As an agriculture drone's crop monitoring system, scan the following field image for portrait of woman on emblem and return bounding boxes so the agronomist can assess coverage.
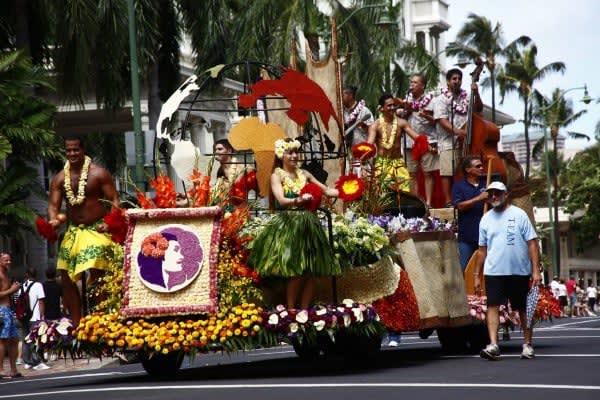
[137,226,203,292]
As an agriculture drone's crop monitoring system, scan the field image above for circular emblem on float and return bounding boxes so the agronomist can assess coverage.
[137,224,203,293]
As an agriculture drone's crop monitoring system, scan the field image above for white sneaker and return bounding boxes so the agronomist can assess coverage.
[521,344,535,359]
[388,340,399,347]
[15,359,23,365]
[33,363,50,370]
[480,343,501,360]
[23,364,32,370]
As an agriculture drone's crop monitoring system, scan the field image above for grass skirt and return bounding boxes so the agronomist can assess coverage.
[248,211,341,278]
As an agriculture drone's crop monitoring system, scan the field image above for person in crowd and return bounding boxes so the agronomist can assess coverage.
[397,74,438,205]
[342,85,375,174]
[21,268,49,371]
[550,275,560,299]
[367,93,420,193]
[586,280,597,314]
[557,278,568,317]
[433,68,483,206]
[248,138,340,309]
[43,268,62,321]
[566,276,577,317]
[474,181,541,360]
[0,253,22,379]
[48,135,120,326]
[452,155,488,271]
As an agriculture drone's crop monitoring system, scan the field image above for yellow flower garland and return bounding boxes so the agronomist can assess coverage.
[378,114,398,150]
[276,168,306,195]
[64,156,91,206]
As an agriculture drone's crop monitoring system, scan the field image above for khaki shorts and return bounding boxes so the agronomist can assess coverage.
[406,150,439,174]
[439,149,461,177]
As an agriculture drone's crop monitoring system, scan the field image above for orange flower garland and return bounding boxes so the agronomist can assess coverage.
[335,173,365,202]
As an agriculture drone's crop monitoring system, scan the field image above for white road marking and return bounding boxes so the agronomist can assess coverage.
[0,382,599,398]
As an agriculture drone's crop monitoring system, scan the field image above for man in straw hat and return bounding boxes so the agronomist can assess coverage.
[474,181,542,361]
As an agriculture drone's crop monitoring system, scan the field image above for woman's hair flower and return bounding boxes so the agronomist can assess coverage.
[274,139,301,159]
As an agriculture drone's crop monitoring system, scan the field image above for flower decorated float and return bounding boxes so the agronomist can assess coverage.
[35,58,549,376]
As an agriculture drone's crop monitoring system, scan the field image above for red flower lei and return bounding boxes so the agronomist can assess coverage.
[351,141,376,161]
[299,183,323,211]
[335,174,365,202]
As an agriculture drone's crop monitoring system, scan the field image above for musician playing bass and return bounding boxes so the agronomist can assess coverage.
[433,68,483,206]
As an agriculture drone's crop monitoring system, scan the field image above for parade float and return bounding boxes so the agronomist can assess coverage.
[30,55,560,376]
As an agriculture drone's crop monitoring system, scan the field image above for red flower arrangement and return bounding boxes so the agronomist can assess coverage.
[229,171,257,206]
[103,207,128,244]
[411,134,429,161]
[150,174,177,208]
[299,182,323,211]
[372,269,420,331]
[136,191,155,209]
[232,261,261,284]
[534,286,562,321]
[187,169,211,207]
[351,142,376,161]
[221,206,250,242]
[35,217,57,243]
[335,174,365,202]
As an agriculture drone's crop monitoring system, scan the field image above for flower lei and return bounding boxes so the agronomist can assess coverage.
[274,139,301,159]
[344,100,365,125]
[378,114,398,150]
[64,155,91,206]
[440,87,469,114]
[141,232,169,258]
[276,168,306,195]
[406,92,433,112]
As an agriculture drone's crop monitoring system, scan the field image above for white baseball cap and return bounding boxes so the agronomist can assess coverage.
[485,181,507,192]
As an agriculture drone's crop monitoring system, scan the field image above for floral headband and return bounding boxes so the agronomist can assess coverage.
[274,139,301,159]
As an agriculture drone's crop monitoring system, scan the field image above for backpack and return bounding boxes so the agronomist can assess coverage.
[14,282,37,322]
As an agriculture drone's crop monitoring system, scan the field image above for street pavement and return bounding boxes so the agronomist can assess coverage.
[1,315,599,400]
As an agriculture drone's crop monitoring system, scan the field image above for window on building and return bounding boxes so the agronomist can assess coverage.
[416,31,425,48]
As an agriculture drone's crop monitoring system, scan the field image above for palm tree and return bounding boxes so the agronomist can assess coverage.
[445,13,531,123]
[496,44,565,180]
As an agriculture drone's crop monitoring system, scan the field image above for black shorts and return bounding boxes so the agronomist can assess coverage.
[484,275,530,311]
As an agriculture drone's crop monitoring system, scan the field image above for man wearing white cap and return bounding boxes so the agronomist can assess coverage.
[474,181,542,361]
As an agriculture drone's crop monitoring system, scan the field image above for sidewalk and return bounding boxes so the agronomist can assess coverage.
[2,356,119,378]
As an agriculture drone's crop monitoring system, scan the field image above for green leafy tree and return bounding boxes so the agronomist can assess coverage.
[561,143,600,252]
[496,44,565,180]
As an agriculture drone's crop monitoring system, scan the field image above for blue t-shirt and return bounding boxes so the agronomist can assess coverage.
[452,178,485,244]
[478,205,537,276]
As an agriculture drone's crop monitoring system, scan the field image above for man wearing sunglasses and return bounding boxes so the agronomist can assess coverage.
[475,181,542,361]
[452,155,488,271]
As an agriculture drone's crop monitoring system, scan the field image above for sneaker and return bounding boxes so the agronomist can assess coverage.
[23,364,32,370]
[521,344,535,359]
[32,363,50,371]
[15,359,23,365]
[388,340,399,347]
[480,343,501,360]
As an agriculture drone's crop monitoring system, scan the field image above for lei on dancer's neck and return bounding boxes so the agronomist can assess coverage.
[440,87,469,114]
[345,100,365,125]
[64,156,91,206]
[378,114,398,150]
[407,92,434,112]
[277,168,306,195]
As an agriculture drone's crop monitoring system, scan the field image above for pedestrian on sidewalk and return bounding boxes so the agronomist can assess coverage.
[21,268,50,371]
[0,253,22,379]
[473,182,542,361]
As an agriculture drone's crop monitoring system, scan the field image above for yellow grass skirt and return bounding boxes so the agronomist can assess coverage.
[56,222,117,281]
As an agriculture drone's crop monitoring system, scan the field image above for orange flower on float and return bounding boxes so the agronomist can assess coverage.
[335,174,365,202]
[150,174,177,208]
[136,191,156,209]
[351,142,376,161]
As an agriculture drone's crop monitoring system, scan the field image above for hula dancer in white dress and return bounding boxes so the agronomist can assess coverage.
[248,138,340,309]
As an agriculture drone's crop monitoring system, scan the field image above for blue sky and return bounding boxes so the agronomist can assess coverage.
[445,0,599,149]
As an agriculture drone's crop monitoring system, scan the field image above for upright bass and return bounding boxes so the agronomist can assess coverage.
[461,58,506,182]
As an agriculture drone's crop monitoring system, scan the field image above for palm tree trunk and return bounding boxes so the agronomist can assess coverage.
[490,70,496,123]
[552,134,561,273]
[523,97,531,181]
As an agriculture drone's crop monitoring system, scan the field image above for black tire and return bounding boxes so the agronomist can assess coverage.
[465,323,489,352]
[437,327,468,354]
[140,351,184,378]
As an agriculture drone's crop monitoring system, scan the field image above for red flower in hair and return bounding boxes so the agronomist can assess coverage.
[299,183,323,211]
[35,217,57,243]
[335,174,365,202]
[351,142,376,161]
